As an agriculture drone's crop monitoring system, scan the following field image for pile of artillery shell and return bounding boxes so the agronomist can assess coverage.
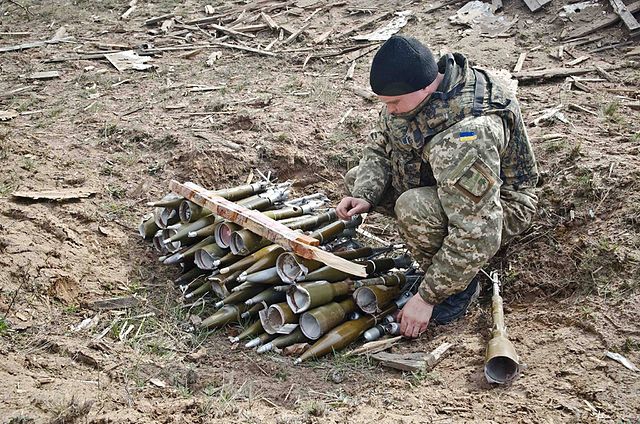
[139,181,417,363]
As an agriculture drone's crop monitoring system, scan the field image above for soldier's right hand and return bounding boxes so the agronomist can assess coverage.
[336,197,371,220]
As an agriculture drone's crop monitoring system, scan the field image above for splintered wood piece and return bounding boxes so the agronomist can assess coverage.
[335,12,392,39]
[28,71,60,80]
[213,41,277,57]
[208,23,255,38]
[346,335,402,356]
[513,52,527,73]
[169,180,367,276]
[566,55,590,66]
[260,12,280,29]
[563,0,640,39]
[514,64,625,82]
[12,188,96,201]
[522,0,552,12]
[145,13,175,26]
[609,0,640,31]
[372,341,452,372]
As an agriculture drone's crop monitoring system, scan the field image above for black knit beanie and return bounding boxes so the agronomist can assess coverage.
[369,35,438,96]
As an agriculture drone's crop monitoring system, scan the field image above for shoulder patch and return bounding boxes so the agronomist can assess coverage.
[458,131,477,142]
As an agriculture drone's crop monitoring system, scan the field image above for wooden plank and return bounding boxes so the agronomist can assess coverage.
[169,180,368,277]
[563,0,640,40]
[12,188,96,201]
[513,63,625,83]
[609,0,640,31]
[522,0,552,12]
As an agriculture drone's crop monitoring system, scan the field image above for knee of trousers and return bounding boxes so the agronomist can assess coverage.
[344,166,359,196]
[394,187,447,232]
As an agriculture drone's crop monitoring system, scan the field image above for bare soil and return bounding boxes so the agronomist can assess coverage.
[0,1,639,423]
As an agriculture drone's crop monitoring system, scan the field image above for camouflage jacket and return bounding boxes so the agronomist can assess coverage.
[351,53,539,304]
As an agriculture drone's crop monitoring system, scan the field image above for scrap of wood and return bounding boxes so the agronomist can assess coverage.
[563,0,640,40]
[208,23,255,38]
[345,84,377,102]
[371,341,452,372]
[0,110,19,121]
[345,60,356,81]
[335,11,392,39]
[513,52,527,73]
[105,50,154,71]
[212,41,277,57]
[12,188,96,201]
[121,0,138,19]
[522,0,552,12]
[28,70,60,80]
[568,77,591,92]
[0,33,71,53]
[609,0,640,31]
[169,180,367,277]
[346,336,402,356]
[283,21,312,44]
[184,15,228,26]
[605,351,639,371]
[568,103,598,115]
[625,102,640,110]
[261,12,280,29]
[594,65,616,82]
[567,55,589,66]
[313,28,333,44]
[187,85,225,92]
[353,11,412,41]
[514,64,624,83]
[145,13,175,26]
[624,46,640,56]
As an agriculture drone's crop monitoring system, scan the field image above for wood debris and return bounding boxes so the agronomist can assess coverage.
[12,188,97,201]
[605,351,639,371]
[563,0,640,40]
[105,51,154,72]
[27,71,60,80]
[145,13,175,26]
[609,0,640,31]
[372,342,452,372]
[522,0,552,12]
[352,11,412,41]
[121,0,138,20]
[0,110,19,121]
[88,296,139,311]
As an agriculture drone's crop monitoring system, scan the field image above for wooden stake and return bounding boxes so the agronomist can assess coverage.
[513,52,527,73]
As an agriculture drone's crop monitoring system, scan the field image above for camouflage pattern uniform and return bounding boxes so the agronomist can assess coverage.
[346,53,539,305]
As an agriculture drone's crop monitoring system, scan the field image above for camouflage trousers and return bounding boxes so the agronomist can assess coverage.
[345,166,538,272]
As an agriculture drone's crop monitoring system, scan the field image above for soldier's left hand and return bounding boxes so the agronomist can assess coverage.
[397,294,434,338]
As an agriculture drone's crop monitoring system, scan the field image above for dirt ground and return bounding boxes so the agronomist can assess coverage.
[0,0,639,423]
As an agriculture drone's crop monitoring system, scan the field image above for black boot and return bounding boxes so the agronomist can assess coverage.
[431,276,481,325]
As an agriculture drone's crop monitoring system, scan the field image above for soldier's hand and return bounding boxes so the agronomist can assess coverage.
[336,197,371,220]
[397,294,434,339]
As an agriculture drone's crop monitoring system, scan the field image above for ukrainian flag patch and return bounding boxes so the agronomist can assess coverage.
[458,131,477,142]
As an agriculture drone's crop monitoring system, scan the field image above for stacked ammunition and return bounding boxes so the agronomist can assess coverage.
[139,181,418,363]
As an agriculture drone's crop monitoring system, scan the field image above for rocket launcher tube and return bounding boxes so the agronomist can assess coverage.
[178,201,212,223]
[214,286,265,308]
[276,247,375,284]
[194,244,229,270]
[353,284,401,314]
[261,302,297,334]
[353,273,406,289]
[153,230,170,254]
[244,266,281,284]
[485,274,521,384]
[218,244,280,275]
[245,287,286,306]
[299,298,357,340]
[245,332,276,349]
[215,221,241,249]
[238,247,284,281]
[163,236,216,265]
[299,255,413,282]
[240,302,266,319]
[139,215,159,239]
[147,193,184,208]
[286,210,338,231]
[286,280,352,313]
[230,319,265,343]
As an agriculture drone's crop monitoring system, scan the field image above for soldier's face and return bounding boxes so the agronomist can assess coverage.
[378,89,431,115]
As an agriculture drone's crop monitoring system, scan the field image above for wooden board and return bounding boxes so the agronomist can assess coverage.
[610,0,640,30]
[522,0,552,12]
[563,0,640,40]
[12,188,96,201]
[513,63,625,83]
[169,180,368,277]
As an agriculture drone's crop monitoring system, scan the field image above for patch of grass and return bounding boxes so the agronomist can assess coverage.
[101,122,117,138]
[105,184,126,199]
[0,182,14,196]
[407,370,442,387]
[7,415,34,424]
[63,305,79,314]
[602,101,623,124]
[567,142,582,160]
[620,337,640,353]
[20,156,36,171]
[302,400,328,417]
[0,317,8,335]
[50,396,93,424]
[544,139,567,153]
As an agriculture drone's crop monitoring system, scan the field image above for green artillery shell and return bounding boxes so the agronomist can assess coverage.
[240,302,266,319]
[244,266,281,284]
[230,319,265,343]
[299,257,405,282]
[215,221,242,249]
[287,280,351,313]
[286,210,337,231]
[194,244,229,270]
[240,247,284,279]
[353,273,406,289]
[154,206,180,229]
[263,206,304,221]
[295,304,396,363]
[200,303,250,329]
[174,267,207,285]
[219,244,278,275]
[178,201,212,223]
[261,302,298,333]
[307,220,346,244]
[485,279,520,384]
[257,328,308,353]
[153,230,170,254]
[299,298,357,340]
[245,287,286,306]
[214,286,265,308]
[245,332,277,348]
[188,222,217,239]
[353,285,401,314]
[147,193,183,208]
[139,215,159,239]
[211,181,268,201]
[164,236,216,265]
[167,214,219,243]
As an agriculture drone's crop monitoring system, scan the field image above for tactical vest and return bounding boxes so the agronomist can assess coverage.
[386,53,538,195]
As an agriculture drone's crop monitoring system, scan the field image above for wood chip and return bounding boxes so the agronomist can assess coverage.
[513,52,527,73]
[28,71,60,80]
[609,0,640,31]
[563,0,640,40]
[605,351,639,372]
[88,296,139,311]
[371,341,452,372]
[566,55,590,66]
[12,187,96,201]
[105,50,154,72]
[145,13,175,26]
